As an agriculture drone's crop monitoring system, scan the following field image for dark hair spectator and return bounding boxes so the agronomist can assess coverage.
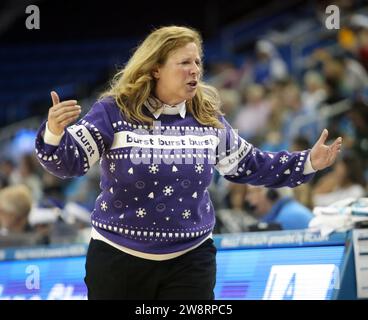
[313,151,366,206]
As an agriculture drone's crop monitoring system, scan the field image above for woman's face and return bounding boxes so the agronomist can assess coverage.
[153,42,201,105]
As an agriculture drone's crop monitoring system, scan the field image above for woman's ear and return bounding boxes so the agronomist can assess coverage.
[152,66,160,80]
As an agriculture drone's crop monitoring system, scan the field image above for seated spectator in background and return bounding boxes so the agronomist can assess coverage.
[207,61,240,89]
[346,100,368,167]
[233,84,271,142]
[312,152,366,206]
[343,55,368,94]
[253,40,288,87]
[0,158,15,188]
[280,83,320,149]
[217,88,241,125]
[316,52,367,141]
[41,171,68,206]
[258,81,290,151]
[312,49,368,101]
[245,186,314,230]
[215,183,257,234]
[301,70,328,112]
[9,154,43,204]
[0,185,31,233]
[341,14,368,72]
[356,22,368,71]
[0,185,46,248]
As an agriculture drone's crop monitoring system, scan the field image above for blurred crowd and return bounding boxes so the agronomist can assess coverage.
[0,154,98,247]
[208,11,368,233]
[1,6,368,248]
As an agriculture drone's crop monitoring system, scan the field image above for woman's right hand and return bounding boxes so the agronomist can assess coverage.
[47,91,82,136]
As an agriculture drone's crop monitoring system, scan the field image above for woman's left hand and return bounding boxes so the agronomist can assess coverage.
[310,129,343,171]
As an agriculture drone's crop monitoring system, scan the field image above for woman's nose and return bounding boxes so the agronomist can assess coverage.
[190,63,200,75]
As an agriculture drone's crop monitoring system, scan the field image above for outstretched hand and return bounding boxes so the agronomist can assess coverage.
[47,91,81,135]
[310,129,343,171]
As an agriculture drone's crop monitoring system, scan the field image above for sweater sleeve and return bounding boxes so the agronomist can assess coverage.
[214,116,315,188]
[34,99,114,179]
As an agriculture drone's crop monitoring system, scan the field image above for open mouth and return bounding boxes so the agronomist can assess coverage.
[187,80,198,89]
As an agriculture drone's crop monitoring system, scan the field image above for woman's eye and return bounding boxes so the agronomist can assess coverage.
[181,61,201,66]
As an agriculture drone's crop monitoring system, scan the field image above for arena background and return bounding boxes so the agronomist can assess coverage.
[0,0,367,301]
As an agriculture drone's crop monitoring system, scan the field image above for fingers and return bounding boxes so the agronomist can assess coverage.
[54,108,81,122]
[48,91,80,124]
[51,105,81,117]
[312,134,343,170]
[327,137,343,165]
[50,100,78,111]
[331,136,343,153]
[317,128,329,145]
[57,110,81,126]
[51,91,60,106]
[328,148,339,166]
[60,114,80,127]
[50,106,81,124]
[335,136,343,148]
[48,91,81,135]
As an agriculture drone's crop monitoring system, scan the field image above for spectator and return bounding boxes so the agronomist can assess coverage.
[281,83,320,149]
[301,70,328,112]
[41,171,68,205]
[348,14,368,71]
[313,50,368,101]
[9,154,43,204]
[217,88,241,125]
[346,100,368,166]
[0,158,15,188]
[207,61,240,89]
[245,185,314,230]
[215,183,257,233]
[233,84,271,142]
[259,81,290,151]
[0,185,45,247]
[0,185,32,233]
[313,152,366,206]
[253,40,288,86]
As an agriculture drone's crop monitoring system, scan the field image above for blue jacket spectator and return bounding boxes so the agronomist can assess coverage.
[245,186,314,230]
[261,196,314,230]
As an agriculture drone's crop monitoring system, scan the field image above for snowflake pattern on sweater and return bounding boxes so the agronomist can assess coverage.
[35,97,315,254]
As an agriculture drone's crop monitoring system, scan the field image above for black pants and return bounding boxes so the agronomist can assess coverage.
[84,238,217,300]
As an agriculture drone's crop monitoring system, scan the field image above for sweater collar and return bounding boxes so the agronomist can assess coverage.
[144,97,187,119]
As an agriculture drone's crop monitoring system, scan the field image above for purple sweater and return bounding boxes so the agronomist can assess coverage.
[35,97,315,254]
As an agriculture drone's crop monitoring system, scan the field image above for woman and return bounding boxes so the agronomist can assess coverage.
[35,26,342,299]
[313,152,366,206]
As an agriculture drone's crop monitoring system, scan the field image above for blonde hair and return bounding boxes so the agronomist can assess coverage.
[100,26,224,128]
[0,184,32,217]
